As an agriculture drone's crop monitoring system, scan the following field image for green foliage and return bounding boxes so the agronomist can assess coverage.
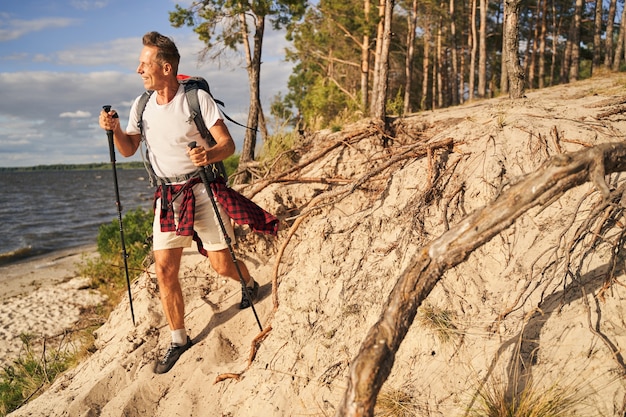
[258,130,301,175]
[386,88,405,117]
[0,334,73,416]
[81,208,153,301]
[170,0,306,54]
[223,154,239,180]
[298,78,360,130]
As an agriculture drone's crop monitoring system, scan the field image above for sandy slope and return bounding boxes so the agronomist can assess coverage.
[8,72,626,416]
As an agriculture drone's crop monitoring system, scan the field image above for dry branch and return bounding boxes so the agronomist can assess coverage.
[247,126,378,199]
[270,138,453,312]
[335,142,626,417]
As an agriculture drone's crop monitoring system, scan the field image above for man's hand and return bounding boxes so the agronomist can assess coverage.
[188,143,211,167]
[99,109,120,132]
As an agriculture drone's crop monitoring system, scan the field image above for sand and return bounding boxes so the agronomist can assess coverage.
[6,73,626,416]
[0,246,105,367]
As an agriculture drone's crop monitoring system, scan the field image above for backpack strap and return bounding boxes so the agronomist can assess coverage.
[183,83,229,180]
[135,90,162,187]
[184,83,214,145]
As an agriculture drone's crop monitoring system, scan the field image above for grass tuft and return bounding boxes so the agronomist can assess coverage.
[418,303,458,344]
[469,376,580,417]
[375,387,418,417]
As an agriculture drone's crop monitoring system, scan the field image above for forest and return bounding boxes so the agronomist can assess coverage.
[171,0,626,151]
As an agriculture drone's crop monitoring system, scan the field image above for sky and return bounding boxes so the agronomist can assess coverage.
[0,0,293,167]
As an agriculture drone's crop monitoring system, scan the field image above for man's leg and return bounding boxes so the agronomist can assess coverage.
[153,247,192,374]
[154,247,186,330]
[206,248,252,284]
[207,248,259,309]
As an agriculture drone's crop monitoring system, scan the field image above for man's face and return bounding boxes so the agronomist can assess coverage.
[136,46,165,90]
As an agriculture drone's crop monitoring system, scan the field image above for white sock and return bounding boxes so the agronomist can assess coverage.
[246,278,255,288]
[171,328,187,346]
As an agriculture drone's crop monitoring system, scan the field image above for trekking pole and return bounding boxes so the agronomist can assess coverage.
[103,105,136,327]
[188,141,263,332]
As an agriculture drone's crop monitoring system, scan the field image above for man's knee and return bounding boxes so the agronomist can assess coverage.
[208,249,235,276]
[211,258,232,276]
[154,248,183,282]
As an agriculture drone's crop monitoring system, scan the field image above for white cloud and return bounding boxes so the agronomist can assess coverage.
[56,37,142,69]
[0,17,79,42]
[60,110,92,118]
[0,26,294,167]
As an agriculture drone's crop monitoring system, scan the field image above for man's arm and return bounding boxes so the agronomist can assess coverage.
[99,109,142,157]
[188,119,235,166]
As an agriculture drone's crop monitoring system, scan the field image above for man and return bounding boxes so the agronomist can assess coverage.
[99,31,267,374]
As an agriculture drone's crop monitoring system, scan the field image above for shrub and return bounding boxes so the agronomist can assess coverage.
[0,334,73,416]
[81,207,153,309]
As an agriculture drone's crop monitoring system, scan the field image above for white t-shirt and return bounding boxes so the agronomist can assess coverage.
[126,84,221,179]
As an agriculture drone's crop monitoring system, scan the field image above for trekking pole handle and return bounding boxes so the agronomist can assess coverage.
[102,105,120,164]
[102,105,119,121]
[188,141,207,167]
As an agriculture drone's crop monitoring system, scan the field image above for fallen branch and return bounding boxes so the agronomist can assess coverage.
[213,325,273,384]
[335,142,626,417]
[214,372,241,384]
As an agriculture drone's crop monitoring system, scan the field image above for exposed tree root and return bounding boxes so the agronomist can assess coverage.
[334,142,626,417]
[213,325,273,384]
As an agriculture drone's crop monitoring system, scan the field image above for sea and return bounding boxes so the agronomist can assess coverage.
[0,169,154,266]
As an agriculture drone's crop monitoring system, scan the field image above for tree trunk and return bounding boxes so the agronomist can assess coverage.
[238,12,266,184]
[500,1,509,95]
[549,0,558,85]
[569,0,583,81]
[538,0,547,88]
[526,6,538,89]
[372,0,394,121]
[612,3,626,70]
[403,0,418,114]
[469,0,477,100]
[421,18,431,110]
[504,0,525,98]
[459,1,466,104]
[362,0,371,114]
[333,141,626,417]
[605,0,617,67]
[436,15,444,108]
[592,0,603,73]
[370,0,385,114]
[478,0,487,97]
[449,0,459,105]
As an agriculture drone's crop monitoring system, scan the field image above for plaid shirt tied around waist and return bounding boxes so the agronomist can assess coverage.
[154,176,279,256]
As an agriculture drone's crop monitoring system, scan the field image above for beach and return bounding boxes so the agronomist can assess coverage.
[0,245,105,367]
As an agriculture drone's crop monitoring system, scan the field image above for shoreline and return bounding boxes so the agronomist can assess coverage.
[0,244,98,302]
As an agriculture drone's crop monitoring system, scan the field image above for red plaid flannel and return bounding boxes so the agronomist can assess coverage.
[154,177,279,256]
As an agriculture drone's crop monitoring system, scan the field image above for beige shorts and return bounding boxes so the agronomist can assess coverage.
[152,183,234,252]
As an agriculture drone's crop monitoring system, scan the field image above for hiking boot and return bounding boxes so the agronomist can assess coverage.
[239,280,259,309]
[154,336,192,374]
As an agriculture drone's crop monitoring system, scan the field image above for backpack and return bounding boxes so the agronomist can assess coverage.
[136,75,231,185]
